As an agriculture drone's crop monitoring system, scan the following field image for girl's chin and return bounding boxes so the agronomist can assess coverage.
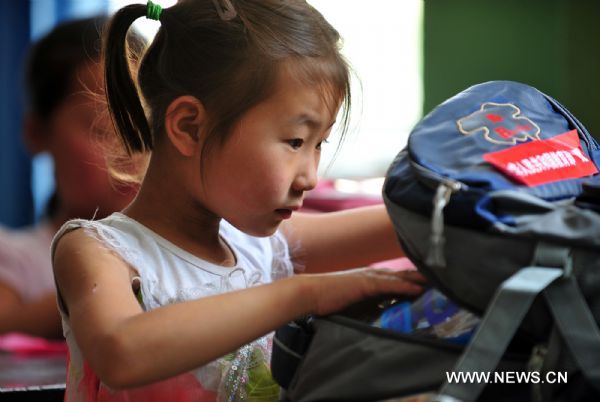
[226,217,281,238]
[247,226,280,238]
[253,223,283,238]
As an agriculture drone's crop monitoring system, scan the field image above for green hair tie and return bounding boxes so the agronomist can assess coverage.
[146,0,162,21]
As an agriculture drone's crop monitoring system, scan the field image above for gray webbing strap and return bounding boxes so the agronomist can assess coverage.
[432,266,563,402]
[538,327,561,402]
[544,277,600,391]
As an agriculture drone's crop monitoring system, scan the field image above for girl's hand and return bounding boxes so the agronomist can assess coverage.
[302,268,426,316]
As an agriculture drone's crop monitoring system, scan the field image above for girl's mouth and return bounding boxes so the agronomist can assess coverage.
[275,209,292,219]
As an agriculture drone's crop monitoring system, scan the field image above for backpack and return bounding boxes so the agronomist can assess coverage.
[272,81,600,401]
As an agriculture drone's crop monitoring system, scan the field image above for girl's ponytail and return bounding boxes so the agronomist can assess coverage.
[104,4,152,155]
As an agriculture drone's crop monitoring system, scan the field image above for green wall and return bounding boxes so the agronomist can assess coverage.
[424,0,600,139]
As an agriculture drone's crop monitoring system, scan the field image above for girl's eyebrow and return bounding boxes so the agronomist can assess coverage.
[292,114,336,130]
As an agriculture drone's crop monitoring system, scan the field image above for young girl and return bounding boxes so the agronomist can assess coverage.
[52,1,424,401]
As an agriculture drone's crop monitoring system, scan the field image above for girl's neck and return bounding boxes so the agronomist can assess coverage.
[122,167,236,267]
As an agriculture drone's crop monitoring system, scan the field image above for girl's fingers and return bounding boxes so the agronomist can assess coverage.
[395,269,426,282]
[391,278,425,295]
[372,268,427,284]
[367,270,426,296]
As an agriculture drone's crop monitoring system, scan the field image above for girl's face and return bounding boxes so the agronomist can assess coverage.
[201,72,339,236]
[45,62,135,218]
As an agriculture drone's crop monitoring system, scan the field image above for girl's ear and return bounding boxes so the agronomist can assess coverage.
[22,115,49,155]
[164,95,205,157]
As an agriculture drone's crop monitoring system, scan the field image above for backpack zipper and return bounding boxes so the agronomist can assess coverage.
[409,159,466,192]
[409,160,465,268]
[427,183,457,268]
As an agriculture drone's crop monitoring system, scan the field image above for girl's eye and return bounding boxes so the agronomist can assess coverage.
[287,139,304,149]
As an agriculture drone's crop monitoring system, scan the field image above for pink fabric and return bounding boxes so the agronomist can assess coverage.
[77,360,100,402]
[370,257,416,271]
[96,373,216,402]
[301,180,382,213]
[0,333,68,355]
[66,357,216,402]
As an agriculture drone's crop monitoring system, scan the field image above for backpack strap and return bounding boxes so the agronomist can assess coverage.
[536,326,560,402]
[543,274,600,392]
[432,242,567,402]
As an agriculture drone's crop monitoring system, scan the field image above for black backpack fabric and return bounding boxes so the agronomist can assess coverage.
[272,81,600,401]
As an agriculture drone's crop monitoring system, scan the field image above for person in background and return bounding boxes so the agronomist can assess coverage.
[52,1,425,401]
[0,16,143,339]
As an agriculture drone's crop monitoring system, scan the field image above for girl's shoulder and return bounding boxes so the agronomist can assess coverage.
[51,212,146,272]
[52,212,128,251]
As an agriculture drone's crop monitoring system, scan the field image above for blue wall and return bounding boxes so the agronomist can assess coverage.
[0,1,33,227]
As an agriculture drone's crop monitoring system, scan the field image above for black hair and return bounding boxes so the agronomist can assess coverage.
[24,16,110,121]
[104,0,351,181]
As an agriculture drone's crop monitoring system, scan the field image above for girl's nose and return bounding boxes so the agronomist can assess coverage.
[293,157,319,193]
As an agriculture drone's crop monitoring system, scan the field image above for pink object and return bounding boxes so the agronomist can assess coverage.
[370,257,416,271]
[0,333,68,355]
[301,180,382,213]
[96,373,216,402]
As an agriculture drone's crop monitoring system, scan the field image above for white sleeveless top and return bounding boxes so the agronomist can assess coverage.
[52,212,293,402]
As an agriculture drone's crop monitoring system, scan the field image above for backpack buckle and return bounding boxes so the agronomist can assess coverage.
[532,242,573,278]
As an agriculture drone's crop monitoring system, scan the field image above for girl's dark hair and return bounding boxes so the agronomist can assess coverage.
[24,16,109,120]
[104,0,351,181]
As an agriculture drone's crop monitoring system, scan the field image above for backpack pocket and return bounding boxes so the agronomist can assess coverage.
[277,298,530,402]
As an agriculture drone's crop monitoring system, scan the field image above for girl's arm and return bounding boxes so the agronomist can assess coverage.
[281,204,404,273]
[53,228,423,390]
